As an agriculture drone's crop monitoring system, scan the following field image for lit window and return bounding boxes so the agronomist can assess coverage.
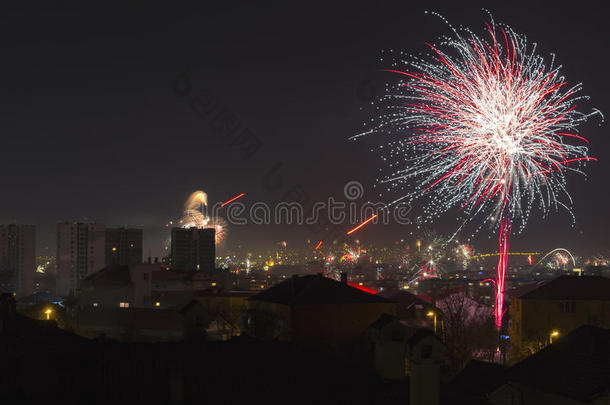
[119,302,130,308]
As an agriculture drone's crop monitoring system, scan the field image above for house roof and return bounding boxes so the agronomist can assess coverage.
[517,276,610,300]
[507,325,610,402]
[83,265,132,285]
[369,313,399,330]
[406,328,438,348]
[381,290,429,306]
[450,360,507,397]
[17,291,65,305]
[248,274,394,306]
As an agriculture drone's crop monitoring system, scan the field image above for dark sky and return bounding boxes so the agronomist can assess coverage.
[1,0,608,257]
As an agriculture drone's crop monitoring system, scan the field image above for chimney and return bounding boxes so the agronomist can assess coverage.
[340,272,348,284]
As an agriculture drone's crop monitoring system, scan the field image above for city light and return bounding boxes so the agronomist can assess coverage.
[550,330,560,343]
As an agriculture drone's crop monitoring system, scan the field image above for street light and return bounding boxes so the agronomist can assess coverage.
[44,308,52,320]
[427,310,437,334]
[550,330,560,344]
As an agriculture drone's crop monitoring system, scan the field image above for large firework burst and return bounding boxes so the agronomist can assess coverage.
[357,12,601,329]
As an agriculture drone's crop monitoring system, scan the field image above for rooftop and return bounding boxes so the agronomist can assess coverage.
[248,274,394,306]
[82,265,132,285]
[507,325,610,402]
[517,275,610,300]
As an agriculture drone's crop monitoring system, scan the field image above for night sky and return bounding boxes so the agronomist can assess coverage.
[1,1,608,257]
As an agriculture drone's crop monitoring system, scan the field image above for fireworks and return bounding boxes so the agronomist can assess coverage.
[358,12,601,329]
[178,190,227,244]
[340,245,363,263]
[221,192,245,207]
[347,214,377,235]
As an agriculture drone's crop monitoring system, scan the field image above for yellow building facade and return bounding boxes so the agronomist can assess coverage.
[509,276,610,363]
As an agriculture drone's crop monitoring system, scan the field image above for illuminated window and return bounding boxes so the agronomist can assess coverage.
[119,302,130,308]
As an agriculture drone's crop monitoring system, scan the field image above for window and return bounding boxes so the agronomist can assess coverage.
[119,302,130,308]
[560,301,576,313]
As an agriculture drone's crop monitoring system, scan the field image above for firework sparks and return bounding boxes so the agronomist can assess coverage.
[340,245,363,263]
[178,190,227,244]
[357,12,601,329]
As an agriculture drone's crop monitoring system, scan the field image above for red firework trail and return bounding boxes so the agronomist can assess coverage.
[314,240,323,250]
[495,218,511,330]
[221,193,245,207]
[347,214,378,235]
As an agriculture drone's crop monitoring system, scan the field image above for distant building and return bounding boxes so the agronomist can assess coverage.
[170,227,215,271]
[0,225,35,297]
[77,263,215,310]
[105,227,143,268]
[56,222,106,297]
[509,275,610,363]
[73,301,210,342]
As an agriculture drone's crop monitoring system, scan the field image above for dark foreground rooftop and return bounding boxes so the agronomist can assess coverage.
[0,309,409,404]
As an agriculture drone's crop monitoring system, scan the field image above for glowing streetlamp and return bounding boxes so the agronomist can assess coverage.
[550,330,560,344]
[44,308,52,320]
[427,310,437,334]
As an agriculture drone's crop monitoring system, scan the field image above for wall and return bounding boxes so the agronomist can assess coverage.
[510,297,610,362]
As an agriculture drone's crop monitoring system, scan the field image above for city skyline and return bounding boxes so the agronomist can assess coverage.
[2,3,610,401]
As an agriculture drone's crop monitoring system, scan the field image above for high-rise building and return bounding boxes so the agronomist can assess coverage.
[170,227,215,271]
[56,222,106,297]
[105,228,143,268]
[0,224,35,297]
